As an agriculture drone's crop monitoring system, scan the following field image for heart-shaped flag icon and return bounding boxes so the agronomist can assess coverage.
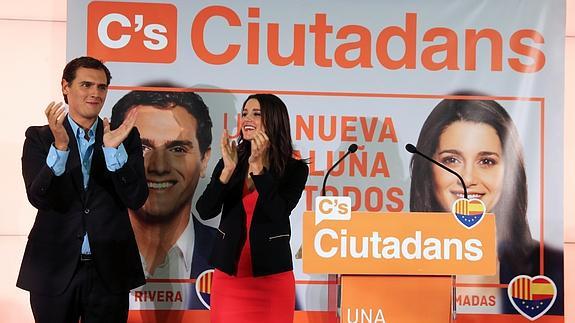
[451,198,485,229]
[507,275,557,321]
[195,269,214,309]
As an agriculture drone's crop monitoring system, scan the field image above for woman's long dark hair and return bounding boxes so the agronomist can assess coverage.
[237,94,294,177]
[409,93,533,272]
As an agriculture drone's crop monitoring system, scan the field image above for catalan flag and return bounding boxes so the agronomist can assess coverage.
[195,269,214,309]
[197,270,213,294]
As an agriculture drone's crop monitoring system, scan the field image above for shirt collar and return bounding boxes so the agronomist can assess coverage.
[175,215,196,272]
[140,215,196,278]
[67,115,97,140]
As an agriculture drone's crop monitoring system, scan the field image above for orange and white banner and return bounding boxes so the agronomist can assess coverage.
[67,0,565,321]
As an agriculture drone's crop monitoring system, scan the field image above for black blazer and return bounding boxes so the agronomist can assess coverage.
[17,118,148,295]
[196,157,308,277]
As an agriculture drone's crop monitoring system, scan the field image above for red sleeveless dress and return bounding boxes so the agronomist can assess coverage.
[210,181,295,323]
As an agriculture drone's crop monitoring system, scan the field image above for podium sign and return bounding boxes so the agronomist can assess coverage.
[303,211,496,275]
[303,210,497,322]
[340,275,453,323]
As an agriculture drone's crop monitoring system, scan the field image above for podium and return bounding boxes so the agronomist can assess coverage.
[302,209,497,323]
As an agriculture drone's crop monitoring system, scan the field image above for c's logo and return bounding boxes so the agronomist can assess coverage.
[315,196,352,225]
[87,1,177,63]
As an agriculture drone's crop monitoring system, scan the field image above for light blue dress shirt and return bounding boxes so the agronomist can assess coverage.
[45,115,128,255]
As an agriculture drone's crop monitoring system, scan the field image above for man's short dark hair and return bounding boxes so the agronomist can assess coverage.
[62,56,112,103]
[110,90,212,156]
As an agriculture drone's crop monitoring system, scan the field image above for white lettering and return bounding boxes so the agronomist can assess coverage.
[98,13,131,49]
[312,230,484,261]
[144,24,168,50]
[315,228,338,258]
[464,239,483,261]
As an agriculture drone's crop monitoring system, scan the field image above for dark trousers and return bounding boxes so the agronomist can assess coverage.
[30,259,129,323]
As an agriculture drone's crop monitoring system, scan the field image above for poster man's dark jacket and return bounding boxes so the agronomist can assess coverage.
[17,118,148,296]
[196,157,308,277]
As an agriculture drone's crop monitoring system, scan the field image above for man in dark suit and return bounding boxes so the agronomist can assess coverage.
[110,89,215,309]
[17,56,148,322]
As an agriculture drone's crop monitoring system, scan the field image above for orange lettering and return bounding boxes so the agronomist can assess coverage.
[465,29,503,71]
[365,187,383,212]
[247,7,260,64]
[318,116,337,141]
[267,23,306,66]
[191,6,241,65]
[371,152,390,178]
[304,185,319,210]
[342,186,362,211]
[378,117,397,142]
[335,25,373,68]
[296,115,314,140]
[386,187,404,211]
[376,13,417,70]
[422,27,459,71]
[341,116,357,142]
[508,29,545,73]
[307,150,324,176]
[310,13,333,67]
[326,151,347,177]
[349,151,367,177]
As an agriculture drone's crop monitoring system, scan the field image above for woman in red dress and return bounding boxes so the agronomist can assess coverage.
[197,94,309,322]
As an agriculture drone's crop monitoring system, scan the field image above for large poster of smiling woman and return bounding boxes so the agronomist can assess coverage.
[409,94,563,316]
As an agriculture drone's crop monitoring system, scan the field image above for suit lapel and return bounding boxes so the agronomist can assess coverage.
[190,215,216,278]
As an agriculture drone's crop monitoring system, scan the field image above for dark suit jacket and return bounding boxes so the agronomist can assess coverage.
[189,215,216,280]
[187,214,216,309]
[17,118,148,296]
[196,157,308,277]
